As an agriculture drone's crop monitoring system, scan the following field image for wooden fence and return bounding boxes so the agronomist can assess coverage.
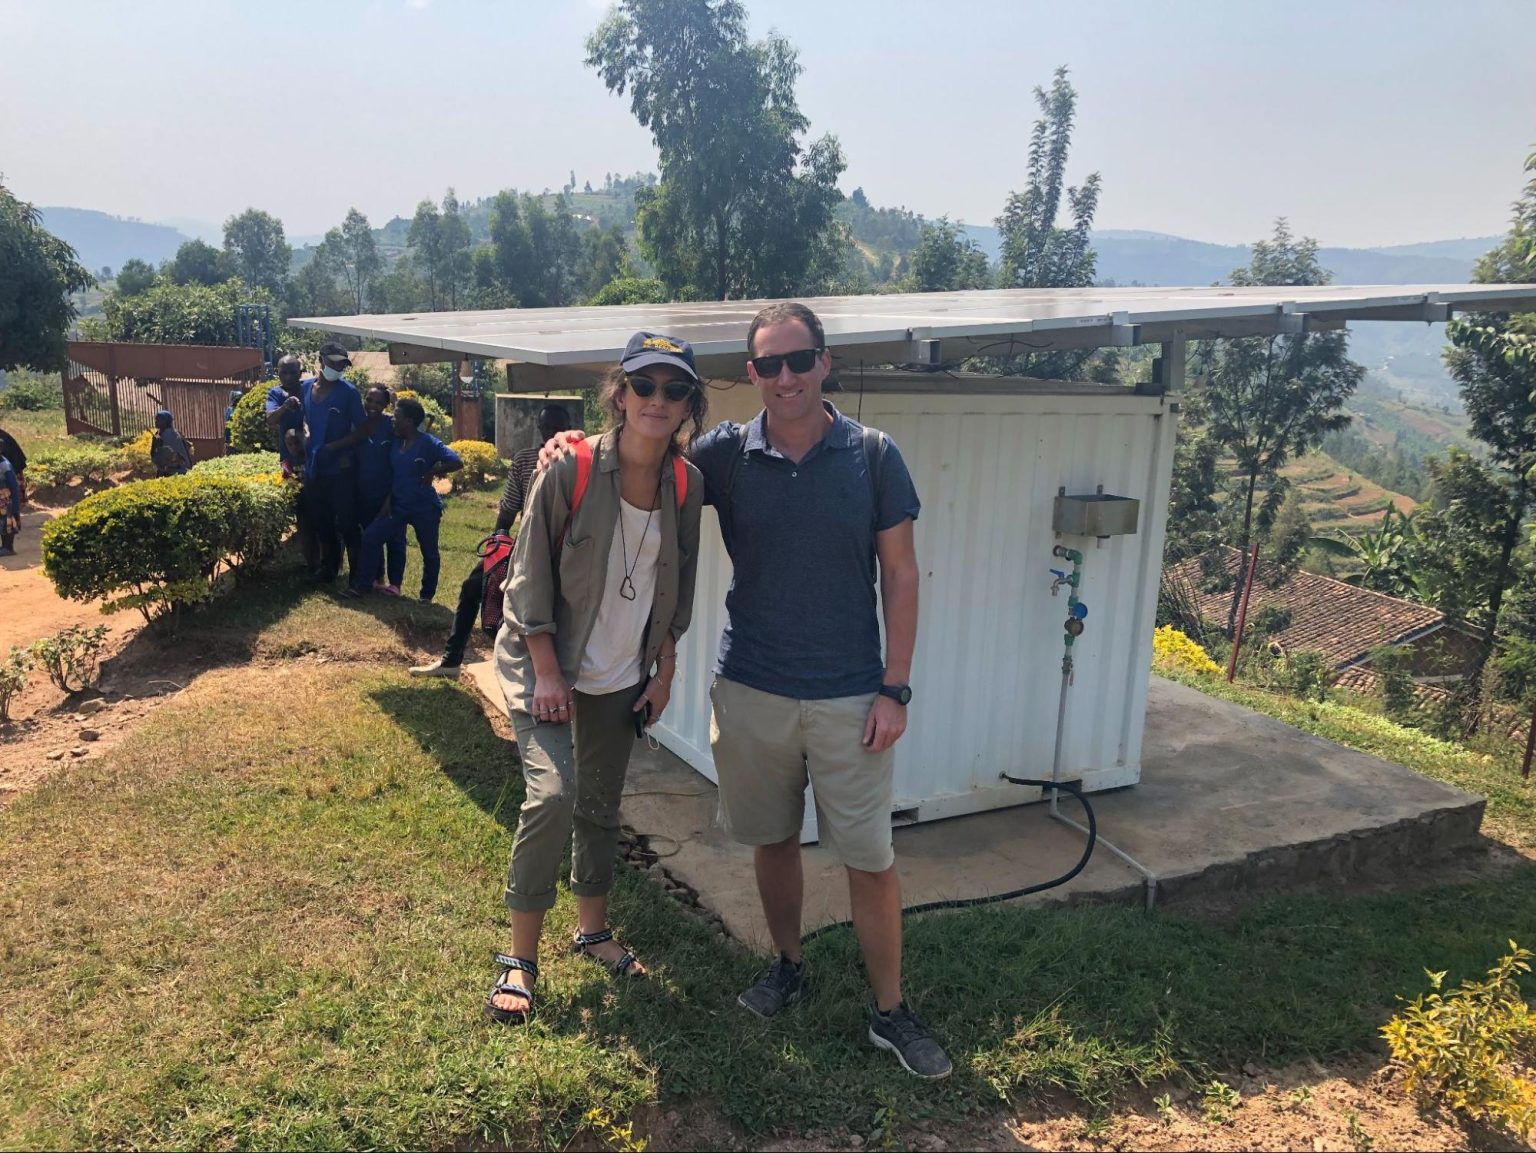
[63,342,266,463]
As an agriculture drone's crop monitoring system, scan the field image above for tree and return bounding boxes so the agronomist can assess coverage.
[582,222,630,298]
[407,199,445,310]
[286,246,350,318]
[166,239,228,287]
[996,67,1100,291]
[590,275,668,306]
[319,208,379,314]
[439,189,472,309]
[222,209,291,296]
[585,0,845,300]
[1438,151,1536,684]
[113,257,158,297]
[1190,219,1365,627]
[906,218,991,292]
[990,65,1101,378]
[94,278,270,346]
[1311,506,1424,598]
[0,180,93,371]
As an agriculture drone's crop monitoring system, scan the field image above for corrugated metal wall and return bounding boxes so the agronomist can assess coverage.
[652,388,1178,831]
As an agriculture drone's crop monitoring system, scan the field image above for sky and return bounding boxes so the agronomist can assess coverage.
[2,0,1531,248]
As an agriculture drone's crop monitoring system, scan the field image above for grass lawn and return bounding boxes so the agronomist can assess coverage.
[5,487,1536,1148]
[0,406,76,459]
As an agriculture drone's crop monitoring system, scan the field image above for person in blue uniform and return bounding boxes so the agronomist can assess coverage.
[356,385,407,596]
[264,354,319,573]
[302,342,368,584]
[348,397,461,602]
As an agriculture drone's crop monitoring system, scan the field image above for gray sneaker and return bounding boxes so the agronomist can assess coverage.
[868,1002,952,1079]
[737,954,804,1018]
[409,658,461,678]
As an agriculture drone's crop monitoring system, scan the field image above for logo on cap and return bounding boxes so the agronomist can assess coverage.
[641,336,683,354]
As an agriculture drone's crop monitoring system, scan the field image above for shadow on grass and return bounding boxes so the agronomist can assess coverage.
[89,549,460,694]
[367,671,1536,1139]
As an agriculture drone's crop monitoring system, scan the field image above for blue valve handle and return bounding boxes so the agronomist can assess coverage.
[1073,602,1088,620]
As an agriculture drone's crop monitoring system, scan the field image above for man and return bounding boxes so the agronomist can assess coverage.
[150,410,194,476]
[543,302,948,1079]
[411,403,572,677]
[266,354,319,573]
[300,342,368,584]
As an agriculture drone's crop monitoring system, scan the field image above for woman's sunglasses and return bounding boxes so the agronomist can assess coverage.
[749,348,823,377]
[627,375,697,402]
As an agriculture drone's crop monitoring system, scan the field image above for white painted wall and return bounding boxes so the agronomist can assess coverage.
[652,386,1179,835]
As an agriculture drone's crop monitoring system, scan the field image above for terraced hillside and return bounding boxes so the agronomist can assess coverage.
[1282,451,1416,535]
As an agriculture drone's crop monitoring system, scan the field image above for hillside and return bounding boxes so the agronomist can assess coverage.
[39,208,192,274]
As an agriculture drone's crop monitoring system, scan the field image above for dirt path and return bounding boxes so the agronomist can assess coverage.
[0,502,123,651]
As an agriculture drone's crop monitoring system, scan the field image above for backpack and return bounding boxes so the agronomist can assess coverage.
[479,438,689,636]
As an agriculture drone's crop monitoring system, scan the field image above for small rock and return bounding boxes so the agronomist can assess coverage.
[1169,1086,1191,1103]
[69,746,88,757]
[1312,1139,1323,1153]
[78,699,107,715]
[1242,1061,1261,1077]
[79,729,101,742]
[47,749,66,761]
[848,1136,864,1150]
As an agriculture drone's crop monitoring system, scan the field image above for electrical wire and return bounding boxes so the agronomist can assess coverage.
[799,777,1097,946]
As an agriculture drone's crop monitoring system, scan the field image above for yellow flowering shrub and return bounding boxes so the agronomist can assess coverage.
[1152,625,1223,678]
[447,439,504,492]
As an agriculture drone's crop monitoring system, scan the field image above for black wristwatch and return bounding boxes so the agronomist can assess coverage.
[878,683,913,706]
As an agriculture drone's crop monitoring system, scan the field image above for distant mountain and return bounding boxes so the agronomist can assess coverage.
[40,208,192,275]
[956,225,1488,287]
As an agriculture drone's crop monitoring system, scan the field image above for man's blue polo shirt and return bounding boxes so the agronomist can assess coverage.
[691,402,920,701]
[301,378,366,482]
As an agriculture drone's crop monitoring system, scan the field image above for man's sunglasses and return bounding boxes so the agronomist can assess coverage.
[627,375,698,402]
[749,348,823,377]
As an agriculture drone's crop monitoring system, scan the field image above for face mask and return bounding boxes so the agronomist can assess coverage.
[321,365,343,382]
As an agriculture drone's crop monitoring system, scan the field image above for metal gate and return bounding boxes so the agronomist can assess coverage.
[63,342,266,462]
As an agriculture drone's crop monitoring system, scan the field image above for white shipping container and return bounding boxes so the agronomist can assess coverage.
[652,383,1180,838]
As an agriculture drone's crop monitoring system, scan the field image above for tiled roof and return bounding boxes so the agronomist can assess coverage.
[1163,547,1447,669]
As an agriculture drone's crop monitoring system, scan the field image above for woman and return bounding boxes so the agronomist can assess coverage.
[348,397,461,602]
[486,332,706,1025]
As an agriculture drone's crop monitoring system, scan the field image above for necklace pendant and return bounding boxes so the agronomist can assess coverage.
[619,576,637,601]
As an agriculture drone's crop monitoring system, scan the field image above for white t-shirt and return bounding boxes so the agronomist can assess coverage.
[576,499,662,695]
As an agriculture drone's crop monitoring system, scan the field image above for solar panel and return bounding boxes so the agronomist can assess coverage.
[288,283,1536,368]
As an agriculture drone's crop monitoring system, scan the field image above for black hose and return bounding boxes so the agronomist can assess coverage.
[800,777,1097,946]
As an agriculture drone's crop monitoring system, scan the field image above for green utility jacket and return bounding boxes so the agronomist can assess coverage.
[494,428,704,716]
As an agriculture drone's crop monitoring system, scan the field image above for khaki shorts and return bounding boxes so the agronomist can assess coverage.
[709,676,895,872]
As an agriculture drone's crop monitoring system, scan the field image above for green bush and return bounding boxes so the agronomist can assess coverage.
[30,624,108,693]
[446,439,503,492]
[191,452,282,481]
[0,646,33,722]
[42,472,296,622]
[0,371,65,411]
[28,442,126,488]
[1370,644,1418,722]
[229,384,278,455]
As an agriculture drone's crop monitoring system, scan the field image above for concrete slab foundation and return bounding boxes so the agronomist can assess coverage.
[465,663,1485,952]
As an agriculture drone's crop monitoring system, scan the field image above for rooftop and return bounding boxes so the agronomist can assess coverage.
[1164,548,1459,670]
[289,283,1536,386]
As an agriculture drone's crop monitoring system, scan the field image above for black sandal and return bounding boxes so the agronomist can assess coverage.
[485,953,538,1024]
[572,928,643,977]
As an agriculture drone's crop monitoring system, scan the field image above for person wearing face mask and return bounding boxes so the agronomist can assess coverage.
[302,341,369,584]
[356,385,408,596]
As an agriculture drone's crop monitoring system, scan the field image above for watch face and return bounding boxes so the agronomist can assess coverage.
[883,684,912,705]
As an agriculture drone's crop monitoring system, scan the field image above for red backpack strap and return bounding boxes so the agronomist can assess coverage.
[671,453,687,509]
[555,438,594,553]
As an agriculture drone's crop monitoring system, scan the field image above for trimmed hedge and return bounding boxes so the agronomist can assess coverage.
[446,439,503,492]
[27,433,156,490]
[191,452,282,481]
[42,472,296,622]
